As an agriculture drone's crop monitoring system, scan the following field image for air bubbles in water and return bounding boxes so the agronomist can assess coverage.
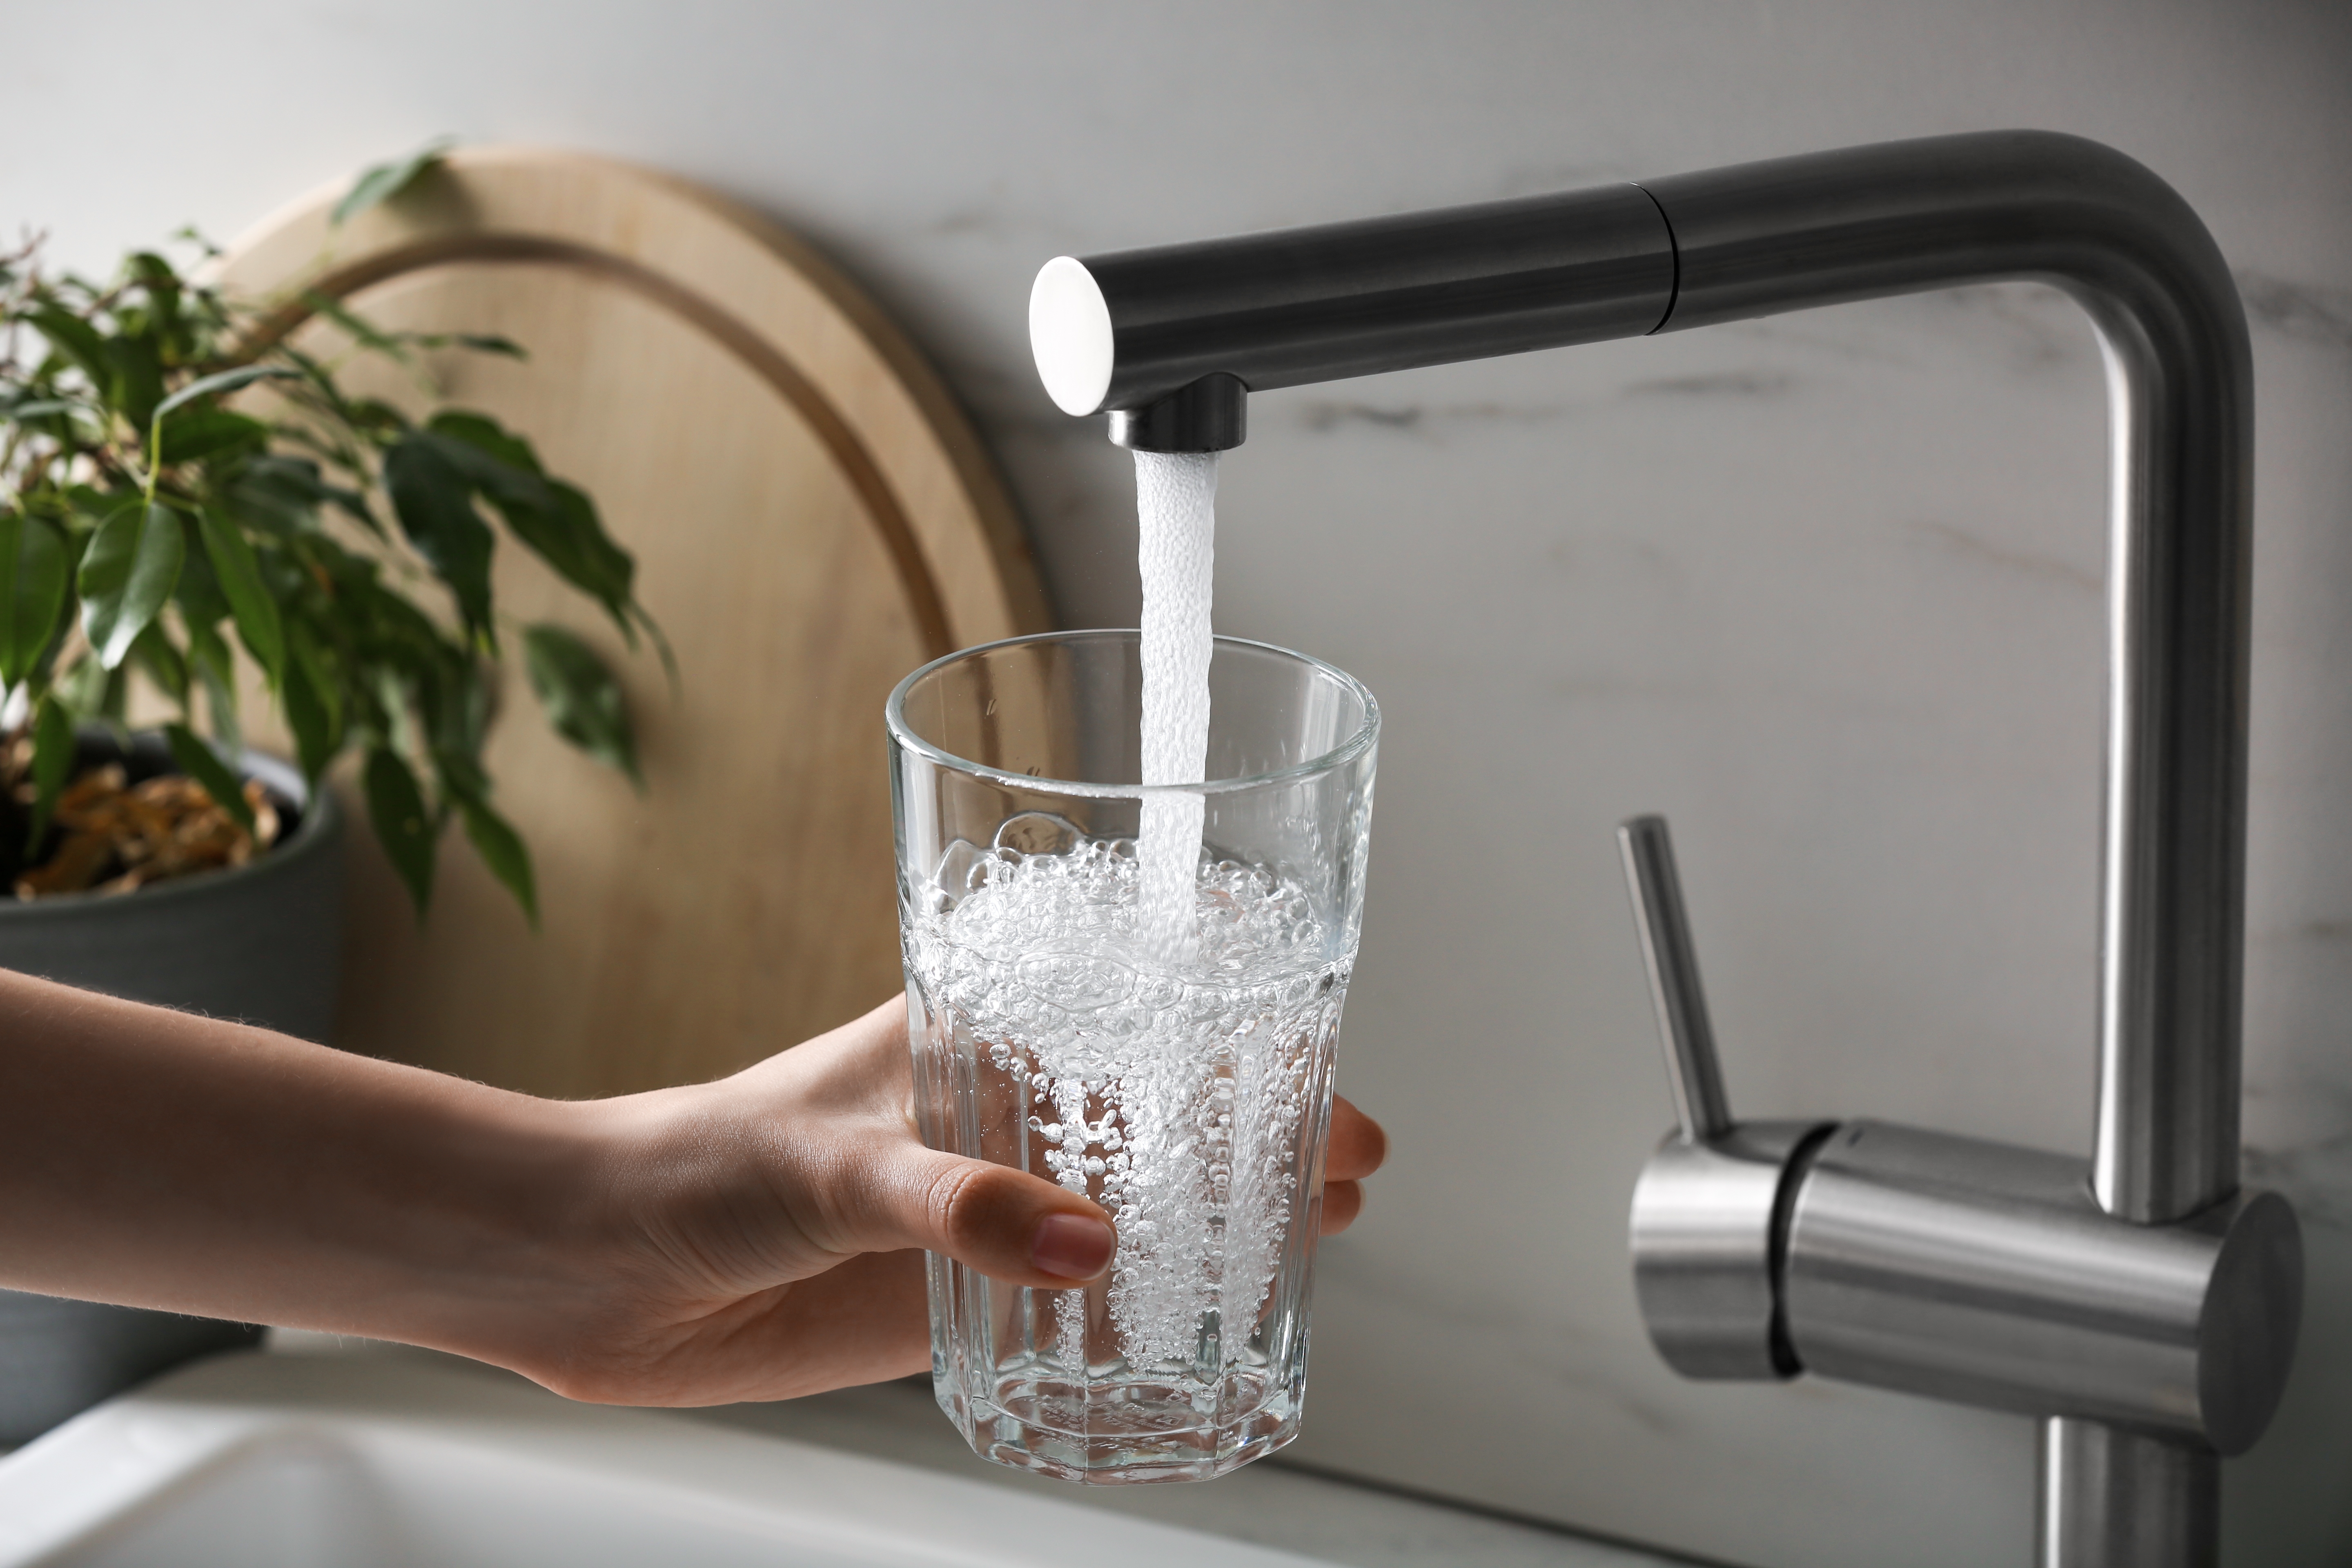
[912,836,1343,1371]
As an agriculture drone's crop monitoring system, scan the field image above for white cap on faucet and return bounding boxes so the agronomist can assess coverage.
[1029,256,1114,416]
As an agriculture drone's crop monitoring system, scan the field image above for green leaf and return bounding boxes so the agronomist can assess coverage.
[423,410,542,478]
[423,414,638,639]
[150,363,300,425]
[54,649,113,717]
[167,225,224,259]
[156,407,268,465]
[163,721,256,838]
[292,629,346,734]
[298,290,419,365]
[343,396,412,437]
[335,564,445,661]
[320,481,379,533]
[523,623,641,788]
[124,249,182,298]
[265,341,361,427]
[132,623,190,708]
[283,637,341,782]
[172,532,232,627]
[363,745,437,916]
[381,435,494,637]
[104,335,168,430]
[457,793,537,927]
[512,481,638,639]
[421,661,493,770]
[454,333,526,359]
[78,501,187,668]
[3,395,97,425]
[633,604,680,697]
[26,695,74,853]
[196,508,285,686]
[27,307,109,386]
[331,138,454,227]
[432,742,489,806]
[61,484,127,530]
[187,619,242,752]
[222,454,336,537]
[0,513,69,686]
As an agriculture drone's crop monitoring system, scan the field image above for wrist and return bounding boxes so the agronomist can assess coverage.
[399,1089,642,1379]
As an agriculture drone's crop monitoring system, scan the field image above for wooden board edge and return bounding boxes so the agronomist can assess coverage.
[216,145,1054,650]
[628,166,1057,644]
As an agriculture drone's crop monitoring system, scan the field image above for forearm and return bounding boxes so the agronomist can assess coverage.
[0,968,608,1358]
[0,980,1359,1408]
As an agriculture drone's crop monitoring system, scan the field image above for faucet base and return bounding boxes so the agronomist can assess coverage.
[2040,1418,2218,1568]
[1629,1115,2301,1450]
[1783,1121,2298,1454]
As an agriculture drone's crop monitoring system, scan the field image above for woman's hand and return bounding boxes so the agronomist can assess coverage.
[535,998,1388,1406]
[0,972,1385,1410]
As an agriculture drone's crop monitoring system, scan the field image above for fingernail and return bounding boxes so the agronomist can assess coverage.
[1030,1213,1116,1279]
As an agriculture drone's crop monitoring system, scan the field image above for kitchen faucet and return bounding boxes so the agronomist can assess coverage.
[1025,131,2300,1567]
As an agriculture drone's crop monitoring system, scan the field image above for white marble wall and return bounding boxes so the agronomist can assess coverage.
[13,3,2349,1563]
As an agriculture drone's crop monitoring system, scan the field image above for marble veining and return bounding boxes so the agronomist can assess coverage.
[1904,517,2101,597]
[2237,270,2352,352]
[1290,399,1571,436]
[1621,371,1796,399]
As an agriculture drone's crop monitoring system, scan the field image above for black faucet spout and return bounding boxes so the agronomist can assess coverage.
[1029,180,1673,447]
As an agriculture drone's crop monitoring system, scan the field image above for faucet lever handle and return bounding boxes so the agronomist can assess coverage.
[1618,815,1734,1143]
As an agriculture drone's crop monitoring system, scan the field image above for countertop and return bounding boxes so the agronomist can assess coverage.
[675,1364,1701,1567]
[261,1332,1700,1568]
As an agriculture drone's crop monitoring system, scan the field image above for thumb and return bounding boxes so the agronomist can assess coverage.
[823,1145,1117,1290]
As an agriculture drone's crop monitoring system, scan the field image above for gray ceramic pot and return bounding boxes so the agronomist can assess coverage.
[0,739,344,1446]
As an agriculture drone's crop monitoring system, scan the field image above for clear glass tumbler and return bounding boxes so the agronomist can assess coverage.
[888,630,1379,1483]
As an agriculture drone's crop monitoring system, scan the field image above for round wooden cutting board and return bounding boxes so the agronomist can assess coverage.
[217,148,1049,1098]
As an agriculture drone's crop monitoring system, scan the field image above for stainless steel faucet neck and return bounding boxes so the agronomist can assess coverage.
[1030,130,2289,1568]
[1638,136,2254,1230]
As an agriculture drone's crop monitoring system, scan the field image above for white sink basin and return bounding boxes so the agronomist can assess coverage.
[0,1350,1325,1568]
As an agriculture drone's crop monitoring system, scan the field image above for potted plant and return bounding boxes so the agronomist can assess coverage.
[0,145,659,1443]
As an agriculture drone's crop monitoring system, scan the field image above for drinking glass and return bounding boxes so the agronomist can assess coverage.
[887,630,1379,1483]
